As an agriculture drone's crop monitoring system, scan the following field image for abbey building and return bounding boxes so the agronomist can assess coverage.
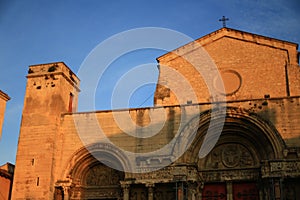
[11,28,300,200]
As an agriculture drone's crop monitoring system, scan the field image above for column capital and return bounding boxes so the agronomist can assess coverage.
[55,178,73,187]
[120,181,131,189]
[145,183,155,188]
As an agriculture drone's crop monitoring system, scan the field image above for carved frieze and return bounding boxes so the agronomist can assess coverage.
[261,160,300,178]
[132,166,174,181]
[71,186,121,199]
[199,168,260,182]
[136,155,175,170]
[130,165,198,183]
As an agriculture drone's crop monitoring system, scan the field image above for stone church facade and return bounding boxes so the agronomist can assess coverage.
[11,28,300,200]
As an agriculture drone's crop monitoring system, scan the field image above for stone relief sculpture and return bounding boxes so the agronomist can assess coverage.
[85,164,122,186]
[204,143,255,169]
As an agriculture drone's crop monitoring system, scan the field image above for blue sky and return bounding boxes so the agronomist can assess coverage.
[0,0,299,164]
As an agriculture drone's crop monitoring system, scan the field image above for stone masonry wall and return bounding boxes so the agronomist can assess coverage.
[54,96,300,183]
[155,28,299,106]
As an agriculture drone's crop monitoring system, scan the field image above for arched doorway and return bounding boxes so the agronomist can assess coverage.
[181,107,286,200]
[70,161,124,200]
[56,143,130,200]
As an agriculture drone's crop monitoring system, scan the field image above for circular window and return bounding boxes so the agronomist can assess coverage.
[213,69,242,96]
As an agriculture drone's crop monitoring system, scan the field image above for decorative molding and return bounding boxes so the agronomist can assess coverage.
[0,90,10,101]
[261,160,300,178]
[199,168,260,182]
[129,165,199,183]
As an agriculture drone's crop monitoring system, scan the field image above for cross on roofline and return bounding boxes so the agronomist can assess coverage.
[219,16,229,28]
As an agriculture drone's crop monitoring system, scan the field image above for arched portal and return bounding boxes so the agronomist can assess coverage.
[57,142,131,200]
[176,107,286,200]
[179,107,285,164]
[70,161,124,200]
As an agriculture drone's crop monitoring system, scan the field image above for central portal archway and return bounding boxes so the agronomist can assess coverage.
[178,107,285,200]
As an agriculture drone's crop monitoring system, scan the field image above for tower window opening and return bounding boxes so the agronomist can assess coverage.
[68,93,74,112]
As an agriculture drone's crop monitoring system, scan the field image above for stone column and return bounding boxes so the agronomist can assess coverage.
[146,183,155,200]
[226,181,233,200]
[274,179,281,200]
[63,186,70,200]
[187,182,197,200]
[121,183,130,200]
[55,180,72,200]
[195,181,203,200]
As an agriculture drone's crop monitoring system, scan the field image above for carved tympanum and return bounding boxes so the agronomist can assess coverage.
[85,164,123,186]
[204,143,255,169]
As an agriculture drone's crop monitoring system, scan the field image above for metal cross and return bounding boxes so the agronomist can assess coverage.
[219,16,229,27]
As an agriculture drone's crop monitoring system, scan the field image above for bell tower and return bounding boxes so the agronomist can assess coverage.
[11,62,80,199]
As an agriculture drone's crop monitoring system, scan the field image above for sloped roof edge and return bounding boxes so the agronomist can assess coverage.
[157,27,298,62]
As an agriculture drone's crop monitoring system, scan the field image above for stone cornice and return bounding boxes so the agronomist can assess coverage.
[0,90,10,101]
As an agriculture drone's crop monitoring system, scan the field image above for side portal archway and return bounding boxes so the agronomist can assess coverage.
[56,142,131,200]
